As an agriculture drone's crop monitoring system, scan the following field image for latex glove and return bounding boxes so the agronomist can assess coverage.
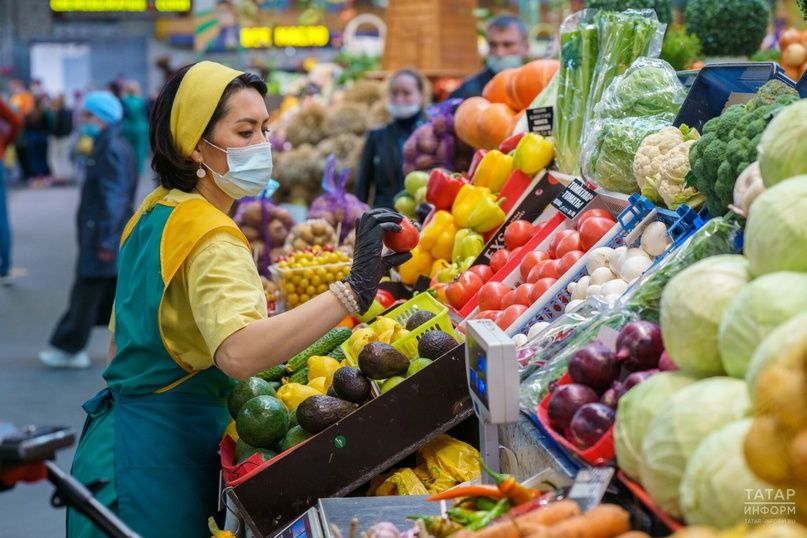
[344,208,412,313]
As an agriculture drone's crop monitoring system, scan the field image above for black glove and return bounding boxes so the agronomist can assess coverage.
[344,208,413,313]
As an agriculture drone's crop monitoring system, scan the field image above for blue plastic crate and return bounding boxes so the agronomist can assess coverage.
[799,70,807,98]
[674,62,796,132]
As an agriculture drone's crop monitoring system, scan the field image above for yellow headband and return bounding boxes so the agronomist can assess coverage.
[170,61,242,158]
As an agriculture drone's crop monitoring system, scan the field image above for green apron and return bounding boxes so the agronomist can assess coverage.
[68,191,248,537]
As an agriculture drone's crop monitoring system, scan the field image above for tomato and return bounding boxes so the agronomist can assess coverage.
[557,250,584,275]
[548,229,577,259]
[529,277,558,302]
[579,217,616,251]
[375,289,395,309]
[554,231,581,259]
[383,218,420,252]
[445,272,483,309]
[504,220,534,251]
[496,304,528,330]
[476,310,500,322]
[478,281,511,311]
[468,264,493,283]
[500,289,518,309]
[534,221,548,236]
[489,249,510,274]
[508,246,524,263]
[527,259,560,283]
[519,250,550,281]
[513,283,535,307]
[576,209,615,231]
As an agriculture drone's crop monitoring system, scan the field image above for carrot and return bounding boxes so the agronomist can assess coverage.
[541,504,631,538]
[513,500,581,533]
[464,520,521,538]
[427,485,505,502]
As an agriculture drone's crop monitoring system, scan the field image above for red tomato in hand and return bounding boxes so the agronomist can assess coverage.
[528,260,560,283]
[530,277,558,302]
[554,231,581,259]
[504,220,534,251]
[478,281,511,311]
[468,265,493,283]
[500,289,518,309]
[513,283,535,307]
[520,250,550,281]
[549,229,578,259]
[383,218,419,252]
[579,217,616,251]
[496,304,528,330]
[576,209,615,231]
[557,250,584,275]
[489,249,510,274]
[445,272,483,309]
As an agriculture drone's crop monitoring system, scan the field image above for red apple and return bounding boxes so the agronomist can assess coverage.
[530,277,558,302]
[467,264,493,283]
[383,218,419,252]
[554,231,581,259]
[496,304,528,330]
[513,283,535,307]
[549,229,578,259]
[478,281,511,311]
[504,220,534,251]
[520,250,550,281]
[489,249,510,274]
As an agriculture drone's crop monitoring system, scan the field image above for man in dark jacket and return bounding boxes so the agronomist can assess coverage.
[40,91,137,369]
[449,15,530,100]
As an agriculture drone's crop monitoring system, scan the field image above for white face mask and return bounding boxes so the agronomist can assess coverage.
[386,102,421,120]
[203,139,279,199]
[486,54,523,73]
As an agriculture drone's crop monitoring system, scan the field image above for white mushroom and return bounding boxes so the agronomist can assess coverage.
[619,255,653,282]
[590,266,617,285]
[600,278,629,297]
[565,299,584,313]
[585,284,602,298]
[571,276,591,301]
[608,246,628,274]
[512,333,529,347]
[640,221,672,257]
[585,247,614,274]
[527,321,550,340]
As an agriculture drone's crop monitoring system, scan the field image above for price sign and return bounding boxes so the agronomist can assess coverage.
[526,107,554,136]
[568,467,615,512]
[551,179,597,220]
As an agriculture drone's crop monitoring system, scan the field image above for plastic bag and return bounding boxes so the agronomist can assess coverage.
[371,468,430,496]
[307,154,369,242]
[403,99,474,175]
[413,434,481,494]
[234,195,296,276]
[581,57,686,194]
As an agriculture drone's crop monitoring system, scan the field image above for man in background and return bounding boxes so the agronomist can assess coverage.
[0,96,22,285]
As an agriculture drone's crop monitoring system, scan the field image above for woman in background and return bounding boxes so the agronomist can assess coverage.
[121,81,149,177]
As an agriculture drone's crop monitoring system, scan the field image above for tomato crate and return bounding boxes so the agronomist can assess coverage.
[507,196,704,337]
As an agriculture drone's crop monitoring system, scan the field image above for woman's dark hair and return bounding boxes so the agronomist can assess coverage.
[150,63,268,192]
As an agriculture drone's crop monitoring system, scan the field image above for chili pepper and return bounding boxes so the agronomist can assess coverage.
[427,484,504,502]
[499,132,526,154]
[472,150,514,193]
[465,498,510,530]
[480,460,543,506]
[472,496,500,511]
[468,149,488,179]
[398,245,433,285]
[513,132,555,176]
[467,197,506,234]
[419,210,457,261]
[452,228,485,263]
[426,169,467,211]
[452,184,495,228]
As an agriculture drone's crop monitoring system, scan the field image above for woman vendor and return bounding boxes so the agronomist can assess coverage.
[67,61,412,537]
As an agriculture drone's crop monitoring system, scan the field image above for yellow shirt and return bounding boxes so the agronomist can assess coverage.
[112,189,267,371]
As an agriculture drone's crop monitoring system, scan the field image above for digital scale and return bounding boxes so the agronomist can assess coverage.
[464,319,521,482]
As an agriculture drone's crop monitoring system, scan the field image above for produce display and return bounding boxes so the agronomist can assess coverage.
[271,246,351,310]
[403,100,475,175]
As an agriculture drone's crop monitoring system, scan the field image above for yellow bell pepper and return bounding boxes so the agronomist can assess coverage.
[277,383,321,411]
[307,376,327,394]
[419,210,456,261]
[513,133,554,175]
[452,184,495,228]
[307,355,341,387]
[467,197,507,234]
[398,245,433,285]
[472,150,514,193]
[209,517,236,538]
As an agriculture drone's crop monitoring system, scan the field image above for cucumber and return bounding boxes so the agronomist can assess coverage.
[327,346,346,361]
[257,364,288,382]
[288,367,309,384]
[286,328,352,372]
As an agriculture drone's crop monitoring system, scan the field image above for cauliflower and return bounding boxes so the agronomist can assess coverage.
[633,125,705,209]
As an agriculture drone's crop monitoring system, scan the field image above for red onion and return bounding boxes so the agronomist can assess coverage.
[568,341,621,392]
[600,381,624,409]
[658,350,678,371]
[621,369,660,395]
[615,320,664,371]
[569,403,615,449]
[547,384,599,433]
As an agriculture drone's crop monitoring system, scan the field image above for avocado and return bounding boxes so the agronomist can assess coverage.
[380,376,406,394]
[296,395,357,434]
[332,367,372,404]
[235,395,289,448]
[228,377,277,419]
[405,310,436,331]
[418,330,458,360]
[278,425,313,452]
[327,384,339,398]
[235,439,277,464]
[358,342,409,380]
[407,358,433,377]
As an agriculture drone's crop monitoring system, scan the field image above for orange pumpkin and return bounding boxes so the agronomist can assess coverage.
[483,68,518,105]
[478,103,516,150]
[506,59,560,110]
[511,109,526,134]
[454,97,491,149]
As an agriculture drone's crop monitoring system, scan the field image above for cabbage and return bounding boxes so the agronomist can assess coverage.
[680,419,774,528]
[745,176,807,277]
[718,272,807,378]
[639,377,750,518]
[758,100,807,187]
[660,255,750,377]
[614,372,696,482]
[746,312,807,403]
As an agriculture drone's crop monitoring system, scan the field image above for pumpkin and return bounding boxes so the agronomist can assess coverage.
[454,97,491,149]
[478,103,516,149]
[483,68,518,106]
[506,59,560,110]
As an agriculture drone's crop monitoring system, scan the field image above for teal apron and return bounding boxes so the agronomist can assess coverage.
[68,190,249,537]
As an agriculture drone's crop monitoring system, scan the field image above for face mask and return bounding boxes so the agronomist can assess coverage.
[386,102,421,120]
[79,123,102,138]
[203,139,279,199]
[486,54,523,73]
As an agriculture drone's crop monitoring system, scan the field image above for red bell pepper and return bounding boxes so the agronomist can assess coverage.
[498,132,526,154]
[426,169,466,211]
[467,149,488,180]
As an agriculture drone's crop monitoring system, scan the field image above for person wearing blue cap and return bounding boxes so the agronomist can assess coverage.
[39,91,138,369]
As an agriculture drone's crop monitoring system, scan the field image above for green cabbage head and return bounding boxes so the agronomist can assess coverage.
[660,255,750,377]
[746,312,807,403]
[640,377,750,518]
[758,100,807,187]
[614,372,696,482]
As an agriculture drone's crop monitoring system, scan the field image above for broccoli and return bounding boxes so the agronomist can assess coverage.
[586,0,672,23]
[684,0,770,57]
[798,0,807,20]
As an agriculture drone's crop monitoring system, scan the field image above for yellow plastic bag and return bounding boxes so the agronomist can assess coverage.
[414,434,481,494]
[372,468,430,496]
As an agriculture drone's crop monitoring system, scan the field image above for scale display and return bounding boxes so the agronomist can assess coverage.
[464,320,520,424]
[467,336,490,407]
[274,507,323,538]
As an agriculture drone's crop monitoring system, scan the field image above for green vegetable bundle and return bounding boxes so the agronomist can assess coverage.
[586,0,672,23]
[684,0,770,57]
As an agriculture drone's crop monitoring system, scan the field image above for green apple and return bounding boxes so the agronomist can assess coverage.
[414,186,428,205]
[380,376,406,394]
[394,193,417,218]
[407,358,433,377]
[404,171,430,196]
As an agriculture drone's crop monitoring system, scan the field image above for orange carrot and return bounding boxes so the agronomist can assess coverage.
[513,500,581,532]
[542,504,631,538]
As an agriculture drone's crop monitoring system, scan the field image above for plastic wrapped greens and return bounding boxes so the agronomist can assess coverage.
[581,57,686,193]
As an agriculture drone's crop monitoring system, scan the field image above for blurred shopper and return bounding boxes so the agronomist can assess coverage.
[0,97,23,285]
[9,80,34,183]
[40,92,137,369]
[24,97,52,185]
[449,15,530,99]
[121,81,149,176]
[47,94,75,184]
[356,68,428,208]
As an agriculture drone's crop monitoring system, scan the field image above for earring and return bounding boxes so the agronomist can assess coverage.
[196,163,206,179]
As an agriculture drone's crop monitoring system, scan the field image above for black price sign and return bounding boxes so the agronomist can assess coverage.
[568,467,615,512]
[551,179,597,220]
[526,106,554,136]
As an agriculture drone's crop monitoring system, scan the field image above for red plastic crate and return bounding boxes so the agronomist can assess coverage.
[220,433,312,487]
[535,373,615,466]
[616,470,684,532]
